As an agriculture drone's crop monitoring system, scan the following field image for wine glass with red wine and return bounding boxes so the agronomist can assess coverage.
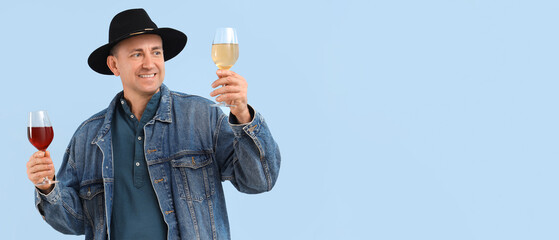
[28,110,58,186]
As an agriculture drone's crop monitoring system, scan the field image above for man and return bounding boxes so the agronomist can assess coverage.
[26,8,280,240]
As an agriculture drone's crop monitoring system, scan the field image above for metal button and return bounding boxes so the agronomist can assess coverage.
[120,100,124,104]
[130,115,134,119]
[138,136,142,141]
[136,162,140,167]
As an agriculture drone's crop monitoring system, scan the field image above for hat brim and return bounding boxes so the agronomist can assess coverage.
[88,28,187,75]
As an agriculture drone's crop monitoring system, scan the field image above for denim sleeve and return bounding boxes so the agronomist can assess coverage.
[214,105,281,194]
[34,141,85,235]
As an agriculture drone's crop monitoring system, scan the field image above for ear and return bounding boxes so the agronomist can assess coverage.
[107,55,120,76]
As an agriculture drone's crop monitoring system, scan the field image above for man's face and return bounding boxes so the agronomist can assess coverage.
[108,34,165,98]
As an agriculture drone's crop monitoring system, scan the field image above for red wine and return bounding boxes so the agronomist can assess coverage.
[27,126,54,151]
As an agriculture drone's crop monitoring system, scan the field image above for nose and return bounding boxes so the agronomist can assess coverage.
[142,54,155,69]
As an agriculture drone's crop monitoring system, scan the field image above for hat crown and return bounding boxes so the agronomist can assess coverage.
[88,8,187,75]
[108,8,158,42]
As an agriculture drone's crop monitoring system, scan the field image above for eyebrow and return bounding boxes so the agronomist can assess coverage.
[130,46,163,53]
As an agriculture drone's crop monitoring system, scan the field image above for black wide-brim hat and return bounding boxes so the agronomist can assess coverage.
[88,8,187,75]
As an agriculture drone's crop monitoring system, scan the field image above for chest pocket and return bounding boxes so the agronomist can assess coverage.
[171,154,216,202]
[79,183,105,231]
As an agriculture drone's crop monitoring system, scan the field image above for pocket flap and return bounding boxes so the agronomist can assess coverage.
[171,154,212,169]
[79,183,104,200]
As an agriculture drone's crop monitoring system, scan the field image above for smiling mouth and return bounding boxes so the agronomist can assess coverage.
[139,73,156,78]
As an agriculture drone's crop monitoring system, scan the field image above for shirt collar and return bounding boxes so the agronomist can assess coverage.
[118,89,161,125]
[93,84,173,144]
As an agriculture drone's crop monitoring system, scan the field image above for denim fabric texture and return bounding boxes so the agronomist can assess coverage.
[34,84,281,240]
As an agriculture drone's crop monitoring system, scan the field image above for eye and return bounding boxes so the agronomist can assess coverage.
[132,53,142,58]
[154,51,162,56]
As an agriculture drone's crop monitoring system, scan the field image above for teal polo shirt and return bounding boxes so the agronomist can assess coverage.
[110,91,167,240]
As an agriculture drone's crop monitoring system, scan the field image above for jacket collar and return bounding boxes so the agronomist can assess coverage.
[153,83,173,123]
[92,83,173,144]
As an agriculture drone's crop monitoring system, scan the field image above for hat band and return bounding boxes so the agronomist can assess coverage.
[129,28,155,36]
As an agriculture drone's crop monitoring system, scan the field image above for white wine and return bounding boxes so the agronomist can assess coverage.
[212,43,239,70]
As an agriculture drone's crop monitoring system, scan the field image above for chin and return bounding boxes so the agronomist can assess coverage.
[143,84,162,95]
[139,79,162,89]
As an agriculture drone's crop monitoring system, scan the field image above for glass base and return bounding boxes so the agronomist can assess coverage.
[211,102,236,107]
[35,177,59,186]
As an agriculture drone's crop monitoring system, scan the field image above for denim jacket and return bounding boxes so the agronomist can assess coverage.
[34,84,281,240]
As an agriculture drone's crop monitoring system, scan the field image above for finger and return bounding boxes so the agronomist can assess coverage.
[213,76,246,89]
[33,167,55,178]
[33,156,53,166]
[26,158,32,169]
[211,77,235,88]
[29,162,53,173]
[216,92,246,103]
[210,85,241,97]
[29,163,54,174]
[216,69,237,78]
[33,151,45,158]
[27,160,53,184]
[212,73,246,88]
[28,160,53,180]
[30,169,55,183]
[30,171,53,183]
[28,153,41,168]
[29,173,41,183]
[28,158,51,169]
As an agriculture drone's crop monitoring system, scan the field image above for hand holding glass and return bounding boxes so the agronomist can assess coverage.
[28,110,58,186]
[211,27,239,107]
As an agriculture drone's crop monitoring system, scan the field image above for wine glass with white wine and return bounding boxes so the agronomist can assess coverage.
[211,27,239,107]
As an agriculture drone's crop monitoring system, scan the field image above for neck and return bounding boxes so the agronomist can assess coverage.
[122,89,159,121]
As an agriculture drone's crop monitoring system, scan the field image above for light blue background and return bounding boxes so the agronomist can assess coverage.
[1,0,558,239]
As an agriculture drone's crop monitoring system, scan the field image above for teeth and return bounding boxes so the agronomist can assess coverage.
[139,74,155,78]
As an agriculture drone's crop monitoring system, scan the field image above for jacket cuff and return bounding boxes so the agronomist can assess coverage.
[229,105,262,138]
[228,104,255,125]
[35,182,61,205]
[34,182,60,220]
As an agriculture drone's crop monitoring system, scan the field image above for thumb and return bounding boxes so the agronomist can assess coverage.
[44,150,51,158]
